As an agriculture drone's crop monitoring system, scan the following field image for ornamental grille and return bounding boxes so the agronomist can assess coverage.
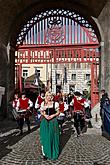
[17,9,98,46]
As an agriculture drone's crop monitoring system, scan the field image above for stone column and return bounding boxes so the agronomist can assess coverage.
[98,1,110,97]
[7,46,15,102]
[0,43,8,117]
[100,42,105,90]
[0,43,15,118]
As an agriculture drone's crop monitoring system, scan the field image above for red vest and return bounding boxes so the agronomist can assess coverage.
[73,97,85,112]
[54,95,60,102]
[19,98,29,110]
[37,96,44,105]
[59,102,64,113]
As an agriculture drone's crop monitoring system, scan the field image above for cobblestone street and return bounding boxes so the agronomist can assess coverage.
[0,119,110,165]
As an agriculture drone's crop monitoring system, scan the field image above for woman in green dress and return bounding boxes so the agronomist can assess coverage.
[40,91,60,160]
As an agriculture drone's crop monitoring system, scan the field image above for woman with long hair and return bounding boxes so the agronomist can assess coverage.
[40,91,60,160]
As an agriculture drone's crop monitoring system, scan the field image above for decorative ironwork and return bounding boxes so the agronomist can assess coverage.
[16,9,98,46]
[48,18,62,26]
[15,9,100,108]
[45,18,65,44]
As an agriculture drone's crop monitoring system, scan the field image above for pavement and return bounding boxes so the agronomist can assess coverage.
[0,117,110,165]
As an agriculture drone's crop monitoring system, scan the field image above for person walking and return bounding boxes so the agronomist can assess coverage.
[70,91,86,137]
[17,92,33,135]
[57,97,66,133]
[100,89,108,120]
[40,91,60,160]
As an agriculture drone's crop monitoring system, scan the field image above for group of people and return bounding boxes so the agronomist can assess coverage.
[12,92,33,135]
[12,90,92,160]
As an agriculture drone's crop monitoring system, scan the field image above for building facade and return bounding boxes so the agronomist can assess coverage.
[52,63,93,94]
[19,62,96,95]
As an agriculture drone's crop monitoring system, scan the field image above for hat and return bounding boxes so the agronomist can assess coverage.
[74,91,82,96]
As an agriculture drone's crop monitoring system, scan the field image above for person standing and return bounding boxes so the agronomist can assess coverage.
[40,91,60,160]
[102,97,110,134]
[100,89,108,120]
[17,92,33,135]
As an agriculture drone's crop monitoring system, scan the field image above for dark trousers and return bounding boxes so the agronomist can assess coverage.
[57,116,65,133]
[74,112,85,135]
[19,117,30,132]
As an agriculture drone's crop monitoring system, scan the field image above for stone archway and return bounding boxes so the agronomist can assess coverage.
[0,0,108,117]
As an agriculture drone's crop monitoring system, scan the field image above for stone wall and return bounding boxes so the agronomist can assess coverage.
[0,44,8,117]
[98,1,110,96]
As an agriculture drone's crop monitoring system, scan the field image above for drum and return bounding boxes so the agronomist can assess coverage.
[18,109,26,118]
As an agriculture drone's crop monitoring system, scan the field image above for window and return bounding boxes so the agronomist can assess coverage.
[85,74,90,80]
[56,74,60,80]
[23,69,28,78]
[71,74,76,81]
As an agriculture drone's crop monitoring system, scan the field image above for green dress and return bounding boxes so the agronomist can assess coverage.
[40,103,60,160]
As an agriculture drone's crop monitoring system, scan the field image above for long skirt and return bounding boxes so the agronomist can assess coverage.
[40,117,60,160]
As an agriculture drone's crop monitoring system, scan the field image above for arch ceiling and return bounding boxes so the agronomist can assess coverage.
[0,0,107,46]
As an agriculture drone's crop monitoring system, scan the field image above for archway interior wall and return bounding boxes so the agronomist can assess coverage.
[98,1,110,96]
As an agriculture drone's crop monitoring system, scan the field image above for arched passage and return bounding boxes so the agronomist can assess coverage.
[0,0,108,117]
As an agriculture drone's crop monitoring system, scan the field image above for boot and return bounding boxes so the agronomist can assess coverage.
[27,125,31,133]
[19,129,23,136]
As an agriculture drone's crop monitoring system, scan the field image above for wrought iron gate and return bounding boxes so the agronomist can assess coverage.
[15,9,100,108]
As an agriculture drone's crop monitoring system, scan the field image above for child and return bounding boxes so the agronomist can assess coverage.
[12,93,20,128]
[35,91,45,123]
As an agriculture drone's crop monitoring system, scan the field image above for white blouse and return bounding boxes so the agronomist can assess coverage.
[40,101,59,111]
